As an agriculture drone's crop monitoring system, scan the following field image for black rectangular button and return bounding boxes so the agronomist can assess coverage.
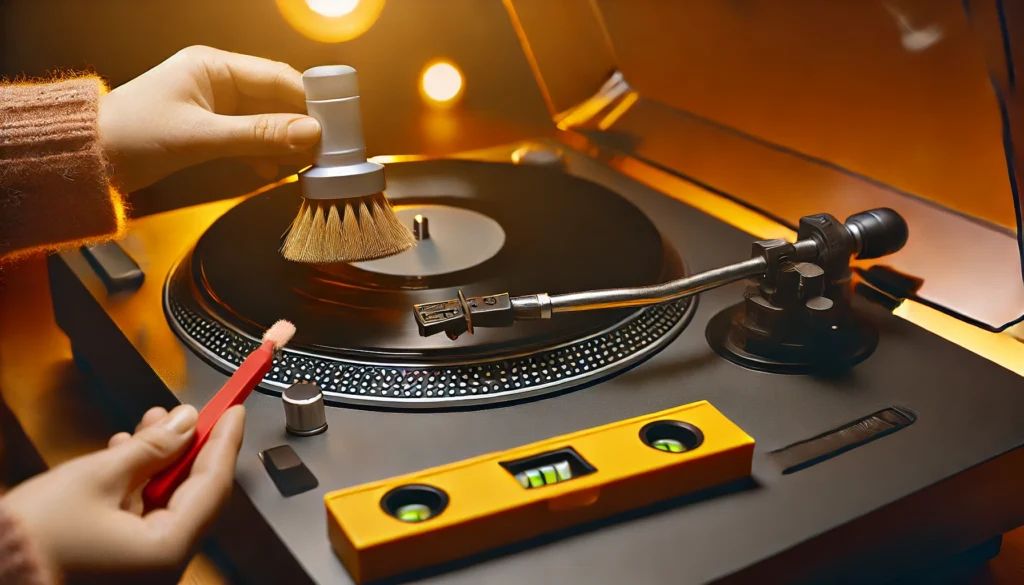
[81,241,144,292]
[260,445,318,497]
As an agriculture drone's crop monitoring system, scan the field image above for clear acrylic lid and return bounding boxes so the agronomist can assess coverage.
[506,0,1024,331]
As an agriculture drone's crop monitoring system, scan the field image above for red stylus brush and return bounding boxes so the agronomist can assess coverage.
[142,319,296,511]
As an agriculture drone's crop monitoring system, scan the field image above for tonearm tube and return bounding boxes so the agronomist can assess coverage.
[413,209,908,340]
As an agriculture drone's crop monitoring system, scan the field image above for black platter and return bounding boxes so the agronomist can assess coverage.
[165,160,694,408]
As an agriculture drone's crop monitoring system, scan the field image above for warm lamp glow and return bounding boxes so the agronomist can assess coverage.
[276,0,385,43]
[421,61,463,106]
[305,0,359,17]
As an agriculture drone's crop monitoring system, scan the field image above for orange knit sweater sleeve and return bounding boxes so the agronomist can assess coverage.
[0,76,126,262]
[0,500,53,585]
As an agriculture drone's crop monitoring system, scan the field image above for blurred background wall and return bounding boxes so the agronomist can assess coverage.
[595,0,1015,230]
[1,0,554,215]
[2,0,1020,233]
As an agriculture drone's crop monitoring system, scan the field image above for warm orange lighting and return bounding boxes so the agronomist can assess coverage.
[306,0,359,17]
[597,91,639,131]
[370,154,431,164]
[420,61,464,106]
[420,109,460,147]
[893,301,1024,377]
[276,0,385,43]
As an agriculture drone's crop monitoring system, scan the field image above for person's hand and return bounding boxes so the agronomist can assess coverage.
[98,45,320,193]
[4,404,245,577]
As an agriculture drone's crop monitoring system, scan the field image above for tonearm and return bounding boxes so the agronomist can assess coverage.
[412,209,909,355]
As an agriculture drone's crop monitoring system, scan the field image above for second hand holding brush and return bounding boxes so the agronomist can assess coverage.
[142,320,297,511]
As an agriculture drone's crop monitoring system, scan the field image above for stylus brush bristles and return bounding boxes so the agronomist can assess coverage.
[280,193,416,264]
[263,319,296,351]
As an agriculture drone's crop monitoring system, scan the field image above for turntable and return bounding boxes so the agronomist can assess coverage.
[165,158,693,408]
[44,2,1024,584]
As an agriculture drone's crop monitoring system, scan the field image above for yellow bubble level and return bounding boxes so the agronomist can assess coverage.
[325,400,755,583]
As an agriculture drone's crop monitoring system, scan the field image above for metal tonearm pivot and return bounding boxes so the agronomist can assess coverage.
[412,209,908,340]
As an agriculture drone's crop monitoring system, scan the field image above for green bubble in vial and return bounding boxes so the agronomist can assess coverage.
[539,465,558,484]
[525,469,544,488]
[653,439,685,453]
[396,504,432,522]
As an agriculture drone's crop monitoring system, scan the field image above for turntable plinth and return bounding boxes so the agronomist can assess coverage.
[48,141,1024,585]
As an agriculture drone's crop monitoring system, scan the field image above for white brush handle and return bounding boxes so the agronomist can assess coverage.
[300,65,385,200]
[304,65,366,167]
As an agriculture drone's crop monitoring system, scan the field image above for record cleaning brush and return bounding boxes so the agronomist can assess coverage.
[281,65,415,264]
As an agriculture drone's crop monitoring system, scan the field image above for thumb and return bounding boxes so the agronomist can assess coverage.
[200,112,321,159]
[99,405,198,493]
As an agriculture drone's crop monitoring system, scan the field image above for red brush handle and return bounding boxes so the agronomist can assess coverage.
[142,340,275,511]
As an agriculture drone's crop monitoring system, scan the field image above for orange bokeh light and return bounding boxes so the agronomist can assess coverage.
[306,0,359,17]
[276,0,385,43]
[420,60,464,107]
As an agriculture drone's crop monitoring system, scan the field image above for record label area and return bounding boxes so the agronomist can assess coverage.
[164,160,694,408]
[352,205,506,277]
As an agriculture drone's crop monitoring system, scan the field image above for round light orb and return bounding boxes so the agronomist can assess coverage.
[305,0,360,17]
[421,61,464,106]
[276,0,385,43]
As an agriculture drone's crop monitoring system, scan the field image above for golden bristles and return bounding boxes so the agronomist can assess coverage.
[280,193,416,264]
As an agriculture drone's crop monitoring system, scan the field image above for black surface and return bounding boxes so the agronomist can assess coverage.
[260,445,319,497]
[48,143,1024,585]
[173,160,675,362]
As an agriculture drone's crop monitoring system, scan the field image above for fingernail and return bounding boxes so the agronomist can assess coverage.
[164,405,198,434]
[287,118,320,148]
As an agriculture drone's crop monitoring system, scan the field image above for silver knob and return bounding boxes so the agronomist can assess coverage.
[283,383,328,436]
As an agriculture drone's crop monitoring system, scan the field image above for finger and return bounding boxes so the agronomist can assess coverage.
[108,432,131,449]
[98,404,198,494]
[122,489,144,515]
[137,406,169,432]
[166,405,245,513]
[140,407,246,562]
[236,95,306,117]
[198,111,321,159]
[109,407,169,448]
[240,157,279,180]
[123,407,169,513]
[199,48,306,109]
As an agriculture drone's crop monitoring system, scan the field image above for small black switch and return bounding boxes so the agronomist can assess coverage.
[259,445,318,497]
[81,241,144,292]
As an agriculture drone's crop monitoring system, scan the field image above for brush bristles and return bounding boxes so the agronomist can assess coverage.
[280,193,416,264]
[263,319,296,350]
